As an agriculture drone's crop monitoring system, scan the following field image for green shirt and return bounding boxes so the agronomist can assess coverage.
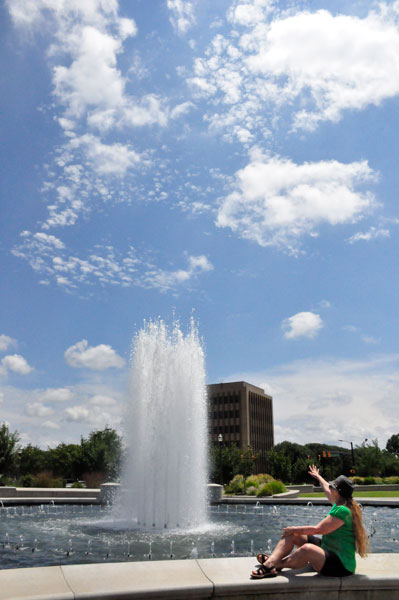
[321,503,356,573]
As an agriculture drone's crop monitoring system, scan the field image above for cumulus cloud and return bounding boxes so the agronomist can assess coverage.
[6,0,169,231]
[282,312,324,340]
[40,388,74,403]
[26,402,54,417]
[226,354,399,447]
[216,152,378,253]
[65,405,90,421]
[189,3,399,140]
[42,420,60,429]
[141,254,214,292]
[1,354,33,376]
[89,394,117,406]
[0,334,17,352]
[65,340,125,370]
[167,0,196,34]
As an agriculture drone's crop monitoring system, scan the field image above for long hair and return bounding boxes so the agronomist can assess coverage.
[346,497,369,557]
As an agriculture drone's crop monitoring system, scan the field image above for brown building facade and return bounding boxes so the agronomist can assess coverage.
[207,381,274,464]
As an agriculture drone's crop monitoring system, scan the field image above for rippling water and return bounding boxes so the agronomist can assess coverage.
[0,502,397,569]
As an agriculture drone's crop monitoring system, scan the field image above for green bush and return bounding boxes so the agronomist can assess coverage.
[257,473,274,485]
[0,475,15,487]
[19,474,35,487]
[246,486,257,496]
[71,481,84,488]
[363,476,376,485]
[256,480,286,497]
[224,474,244,494]
[352,477,363,485]
[245,476,259,489]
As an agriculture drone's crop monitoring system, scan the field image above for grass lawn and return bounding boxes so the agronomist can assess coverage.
[299,491,399,498]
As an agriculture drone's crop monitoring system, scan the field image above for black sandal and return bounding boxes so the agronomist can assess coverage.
[250,563,277,579]
[255,553,282,573]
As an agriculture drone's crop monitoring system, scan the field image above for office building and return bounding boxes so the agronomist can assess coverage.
[207,381,274,463]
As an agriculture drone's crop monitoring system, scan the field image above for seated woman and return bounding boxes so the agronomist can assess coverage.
[251,465,368,579]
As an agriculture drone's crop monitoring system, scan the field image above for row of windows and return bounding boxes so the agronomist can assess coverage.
[208,409,240,419]
[210,425,240,434]
[208,394,240,406]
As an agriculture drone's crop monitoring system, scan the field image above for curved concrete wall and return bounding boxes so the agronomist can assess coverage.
[0,554,398,600]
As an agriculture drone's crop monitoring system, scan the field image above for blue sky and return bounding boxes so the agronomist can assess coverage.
[1,0,399,450]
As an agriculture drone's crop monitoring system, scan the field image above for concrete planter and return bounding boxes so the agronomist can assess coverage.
[207,484,223,503]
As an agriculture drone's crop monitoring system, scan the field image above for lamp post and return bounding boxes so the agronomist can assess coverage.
[338,439,356,467]
[218,433,223,486]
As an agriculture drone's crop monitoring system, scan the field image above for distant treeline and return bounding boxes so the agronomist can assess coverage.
[2,421,399,488]
[0,424,122,488]
[210,436,399,485]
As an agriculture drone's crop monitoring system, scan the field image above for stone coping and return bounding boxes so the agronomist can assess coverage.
[222,496,399,507]
[0,554,398,599]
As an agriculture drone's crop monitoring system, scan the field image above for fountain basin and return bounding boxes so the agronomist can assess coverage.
[0,502,398,570]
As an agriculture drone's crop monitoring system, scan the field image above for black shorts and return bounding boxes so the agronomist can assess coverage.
[307,535,353,577]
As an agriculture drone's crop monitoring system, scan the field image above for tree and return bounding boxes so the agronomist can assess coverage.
[47,443,82,480]
[355,439,383,477]
[386,434,399,456]
[0,423,20,478]
[19,445,47,476]
[80,427,123,481]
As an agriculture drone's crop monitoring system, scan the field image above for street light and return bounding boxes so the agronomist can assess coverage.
[338,439,356,466]
[218,433,223,486]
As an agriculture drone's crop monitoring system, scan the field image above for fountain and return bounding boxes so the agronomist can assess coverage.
[112,318,208,530]
[1,319,399,572]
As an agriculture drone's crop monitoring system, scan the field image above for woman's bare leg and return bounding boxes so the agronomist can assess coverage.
[252,534,308,576]
[274,543,326,573]
[264,534,308,567]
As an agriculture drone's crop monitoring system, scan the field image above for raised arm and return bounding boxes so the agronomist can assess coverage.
[308,464,335,504]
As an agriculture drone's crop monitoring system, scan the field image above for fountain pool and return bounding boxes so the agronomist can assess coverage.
[0,503,398,570]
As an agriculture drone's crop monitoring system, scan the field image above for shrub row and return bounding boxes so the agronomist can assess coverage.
[352,476,399,485]
[224,473,286,497]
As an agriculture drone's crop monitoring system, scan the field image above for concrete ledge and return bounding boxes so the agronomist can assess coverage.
[0,487,101,505]
[273,489,299,499]
[0,555,398,600]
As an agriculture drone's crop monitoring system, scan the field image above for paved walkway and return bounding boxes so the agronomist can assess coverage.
[0,554,398,599]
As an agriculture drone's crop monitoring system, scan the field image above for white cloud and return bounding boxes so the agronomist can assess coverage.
[26,402,54,418]
[40,388,74,403]
[282,311,324,340]
[1,354,33,376]
[216,152,378,253]
[12,234,141,289]
[89,394,117,406]
[361,335,379,346]
[189,3,399,140]
[167,0,196,34]
[69,133,143,175]
[64,340,125,370]
[43,420,61,430]
[141,254,214,292]
[347,226,390,244]
[0,335,17,353]
[65,405,90,421]
[6,0,168,232]
[226,354,399,447]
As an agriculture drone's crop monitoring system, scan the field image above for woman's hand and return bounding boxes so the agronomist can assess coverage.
[308,464,320,480]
